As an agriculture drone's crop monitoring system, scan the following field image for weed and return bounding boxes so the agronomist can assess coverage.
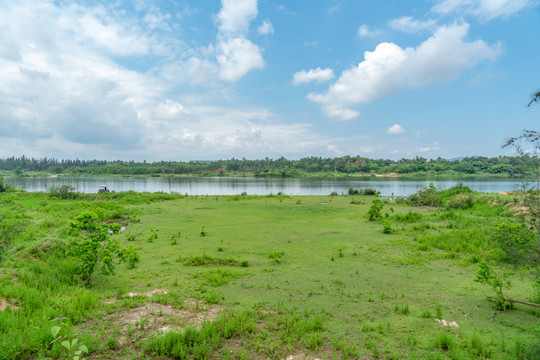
[435,331,453,351]
[200,226,207,236]
[394,303,409,315]
[382,221,393,234]
[179,254,240,267]
[50,325,89,360]
[269,251,284,264]
[435,303,443,318]
[148,228,159,242]
[204,290,222,304]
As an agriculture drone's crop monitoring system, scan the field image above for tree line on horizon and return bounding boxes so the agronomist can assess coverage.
[0,155,535,177]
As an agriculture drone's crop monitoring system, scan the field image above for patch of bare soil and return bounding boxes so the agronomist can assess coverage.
[84,290,222,346]
[504,200,530,215]
[283,352,322,360]
[0,297,19,312]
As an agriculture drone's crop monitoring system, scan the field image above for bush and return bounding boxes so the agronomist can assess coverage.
[362,188,380,196]
[48,185,79,199]
[368,199,384,221]
[446,195,474,210]
[408,183,440,207]
[439,183,474,205]
[492,220,537,264]
[349,187,380,196]
[0,176,14,193]
[382,221,393,234]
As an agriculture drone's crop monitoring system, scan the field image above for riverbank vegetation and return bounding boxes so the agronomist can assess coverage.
[0,154,536,178]
[0,185,538,359]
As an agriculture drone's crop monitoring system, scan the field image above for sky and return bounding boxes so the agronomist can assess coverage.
[1,0,539,162]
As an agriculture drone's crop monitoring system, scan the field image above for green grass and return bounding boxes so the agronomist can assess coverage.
[0,191,538,359]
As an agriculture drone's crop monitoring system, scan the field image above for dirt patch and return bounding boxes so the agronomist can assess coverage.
[102,288,169,304]
[0,297,19,312]
[504,201,530,215]
[374,173,399,178]
[283,351,322,360]
[85,292,222,346]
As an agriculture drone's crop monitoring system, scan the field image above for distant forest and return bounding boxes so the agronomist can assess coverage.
[0,155,537,177]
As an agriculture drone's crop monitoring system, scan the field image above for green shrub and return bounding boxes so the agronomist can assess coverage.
[48,185,79,199]
[349,187,380,196]
[382,221,393,234]
[446,195,474,210]
[474,260,513,310]
[492,220,537,264]
[0,176,15,193]
[408,183,440,207]
[368,199,384,221]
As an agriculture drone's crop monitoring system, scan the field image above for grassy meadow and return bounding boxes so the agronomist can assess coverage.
[0,188,538,359]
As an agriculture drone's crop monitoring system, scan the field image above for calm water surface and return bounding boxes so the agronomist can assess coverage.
[4,176,524,196]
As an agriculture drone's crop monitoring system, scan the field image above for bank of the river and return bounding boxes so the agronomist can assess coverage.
[0,169,524,179]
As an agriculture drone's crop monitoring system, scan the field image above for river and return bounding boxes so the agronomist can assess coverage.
[2,176,525,196]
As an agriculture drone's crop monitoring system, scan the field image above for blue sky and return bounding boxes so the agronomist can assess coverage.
[1,0,539,161]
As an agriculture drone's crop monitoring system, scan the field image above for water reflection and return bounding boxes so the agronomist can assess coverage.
[3,176,524,196]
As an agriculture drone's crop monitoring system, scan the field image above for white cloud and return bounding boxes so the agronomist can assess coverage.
[328,6,339,14]
[293,67,335,85]
[216,0,258,35]
[154,99,191,119]
[432,0,535,20]
[357,24,377,37]
[417,142,440,153]
[388,16,437,33]
[217,37,264,81]
[258,18,274,35]
[215,0,264,81]
[65,5,153,56]
[386,124,406,135]
[308,23,500,120]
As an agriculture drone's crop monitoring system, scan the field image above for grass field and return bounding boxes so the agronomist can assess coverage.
[0,190,538,359]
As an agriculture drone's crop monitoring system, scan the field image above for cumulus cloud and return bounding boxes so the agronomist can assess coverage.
[388,16,437,33]
[258,18,274,35]
[215,0,264,81]
[216,0,258,35]
[386,124,406,135]
[293,67,335,85]
[217,37,264,81]
[432,0,535,20]
[308,23,500,120]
